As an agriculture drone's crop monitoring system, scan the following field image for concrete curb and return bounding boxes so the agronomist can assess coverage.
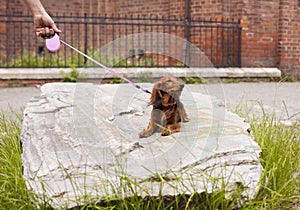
[0,67,281,80]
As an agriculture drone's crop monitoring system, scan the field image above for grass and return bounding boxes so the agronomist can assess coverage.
[60,65,87,83]
[3,51,157,68]
[5,51,84,68]
[244,112,299,209]
[0,109,45,209]
[0,103,299,209]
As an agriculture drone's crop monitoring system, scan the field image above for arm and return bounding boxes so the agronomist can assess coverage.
[24,0,61,37]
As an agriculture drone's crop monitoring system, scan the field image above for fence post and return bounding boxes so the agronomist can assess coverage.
[237,19,242,67]
[184,18,191,67]
[84,13,88,67]
[184,0,191,67]
[5,12,9,67]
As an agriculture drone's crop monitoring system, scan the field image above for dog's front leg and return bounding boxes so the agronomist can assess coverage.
[139,109,164,138]
[178,101,190,122]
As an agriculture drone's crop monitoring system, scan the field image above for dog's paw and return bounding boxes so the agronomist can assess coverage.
[161,129,172,136]
[183,116,190,122]
[139,130,152,138]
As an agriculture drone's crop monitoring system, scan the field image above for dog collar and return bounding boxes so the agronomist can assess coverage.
[163,101,177,107]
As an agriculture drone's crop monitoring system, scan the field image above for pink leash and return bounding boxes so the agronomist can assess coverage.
[45,34,151,94]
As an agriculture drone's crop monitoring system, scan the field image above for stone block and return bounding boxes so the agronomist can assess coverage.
[21,83,261,208]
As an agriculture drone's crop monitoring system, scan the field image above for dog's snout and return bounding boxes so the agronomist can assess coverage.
[180,84,184,90]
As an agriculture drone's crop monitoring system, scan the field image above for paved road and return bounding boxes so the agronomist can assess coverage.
[0,87,40,113]
[188,82,300,121]
[0,82,299,121]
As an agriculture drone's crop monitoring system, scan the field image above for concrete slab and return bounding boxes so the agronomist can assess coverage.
[21,83,261,208]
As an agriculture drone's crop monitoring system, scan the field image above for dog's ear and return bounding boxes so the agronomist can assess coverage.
[150,83,162,104]
[161,93,171,106]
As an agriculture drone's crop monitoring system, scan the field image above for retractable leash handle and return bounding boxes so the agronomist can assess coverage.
[43,33,151,94]
[43,33,61,52]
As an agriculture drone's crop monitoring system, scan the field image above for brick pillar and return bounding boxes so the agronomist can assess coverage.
[278,0,300,75]
[240,0,279,68]
[0,0,7,14]
[0,1,7,63]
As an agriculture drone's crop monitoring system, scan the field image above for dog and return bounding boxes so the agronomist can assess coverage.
[139,76,189,138]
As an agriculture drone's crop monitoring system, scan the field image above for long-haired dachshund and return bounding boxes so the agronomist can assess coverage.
[139,76,189,138]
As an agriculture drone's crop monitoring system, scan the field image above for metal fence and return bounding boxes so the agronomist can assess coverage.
[0,13,241,68]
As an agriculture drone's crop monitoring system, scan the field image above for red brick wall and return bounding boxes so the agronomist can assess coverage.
[190,0,279,68]
[0,0,7,14]
[5,0,184,17]
[278,0,300,75]
[190,0,222,18]
[239,1,279,68]
[222,0,243,18]
[109,0,172,16]
[0,1,7,63]
[6,0,102,15]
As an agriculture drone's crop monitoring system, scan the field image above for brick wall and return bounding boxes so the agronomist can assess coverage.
[278,0,300,75]
[240,0,279,68]
[6,0,102,15]
[6,0,184,17]
[190,0,222,18]
[0,1,7,63]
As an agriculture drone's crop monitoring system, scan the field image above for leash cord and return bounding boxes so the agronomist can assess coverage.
[60,40,151,94]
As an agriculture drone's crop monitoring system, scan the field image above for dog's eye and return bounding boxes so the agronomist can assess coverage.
[166,79,172,82]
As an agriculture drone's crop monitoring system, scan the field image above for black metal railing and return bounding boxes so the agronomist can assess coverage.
[0,13,241,68]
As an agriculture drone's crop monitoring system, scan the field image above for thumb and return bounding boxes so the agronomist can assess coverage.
[51,22,62,33]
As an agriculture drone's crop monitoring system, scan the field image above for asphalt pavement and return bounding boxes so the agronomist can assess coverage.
[0,82,299,121]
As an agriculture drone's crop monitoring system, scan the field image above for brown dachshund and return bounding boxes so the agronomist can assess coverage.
[139,76,189,138]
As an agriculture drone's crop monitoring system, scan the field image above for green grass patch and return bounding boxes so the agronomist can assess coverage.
[5,51,84,68]
[246,115,300,209]
[234,103,300,209]
[0,109,52,209]
[4,51,157,68]
[60,65,87,83]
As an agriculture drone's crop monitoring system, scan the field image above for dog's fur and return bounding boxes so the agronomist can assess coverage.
[139,76,189,138]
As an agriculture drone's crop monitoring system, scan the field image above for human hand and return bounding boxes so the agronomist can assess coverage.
[34,13,61,37]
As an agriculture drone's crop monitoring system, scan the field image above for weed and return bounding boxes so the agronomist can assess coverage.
[110,75,127,84]
[223,78,241,83]
[244,77,259,83]
[135,71,153,83]
[184,77,205,84]
[61,66,87,83]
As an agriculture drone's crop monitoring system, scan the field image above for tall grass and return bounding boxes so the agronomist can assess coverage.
[234,102,300,209]
[0,104,299,209]
[0,110,52,209]
[0,110,35,209]
[246,114,300,209]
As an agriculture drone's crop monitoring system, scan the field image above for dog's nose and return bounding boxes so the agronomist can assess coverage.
[180,84,184,90]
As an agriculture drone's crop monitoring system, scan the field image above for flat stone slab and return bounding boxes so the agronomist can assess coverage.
[21,82,261,208]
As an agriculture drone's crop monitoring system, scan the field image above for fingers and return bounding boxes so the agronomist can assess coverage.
[33,14,62,37]
[35,27,55,37]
